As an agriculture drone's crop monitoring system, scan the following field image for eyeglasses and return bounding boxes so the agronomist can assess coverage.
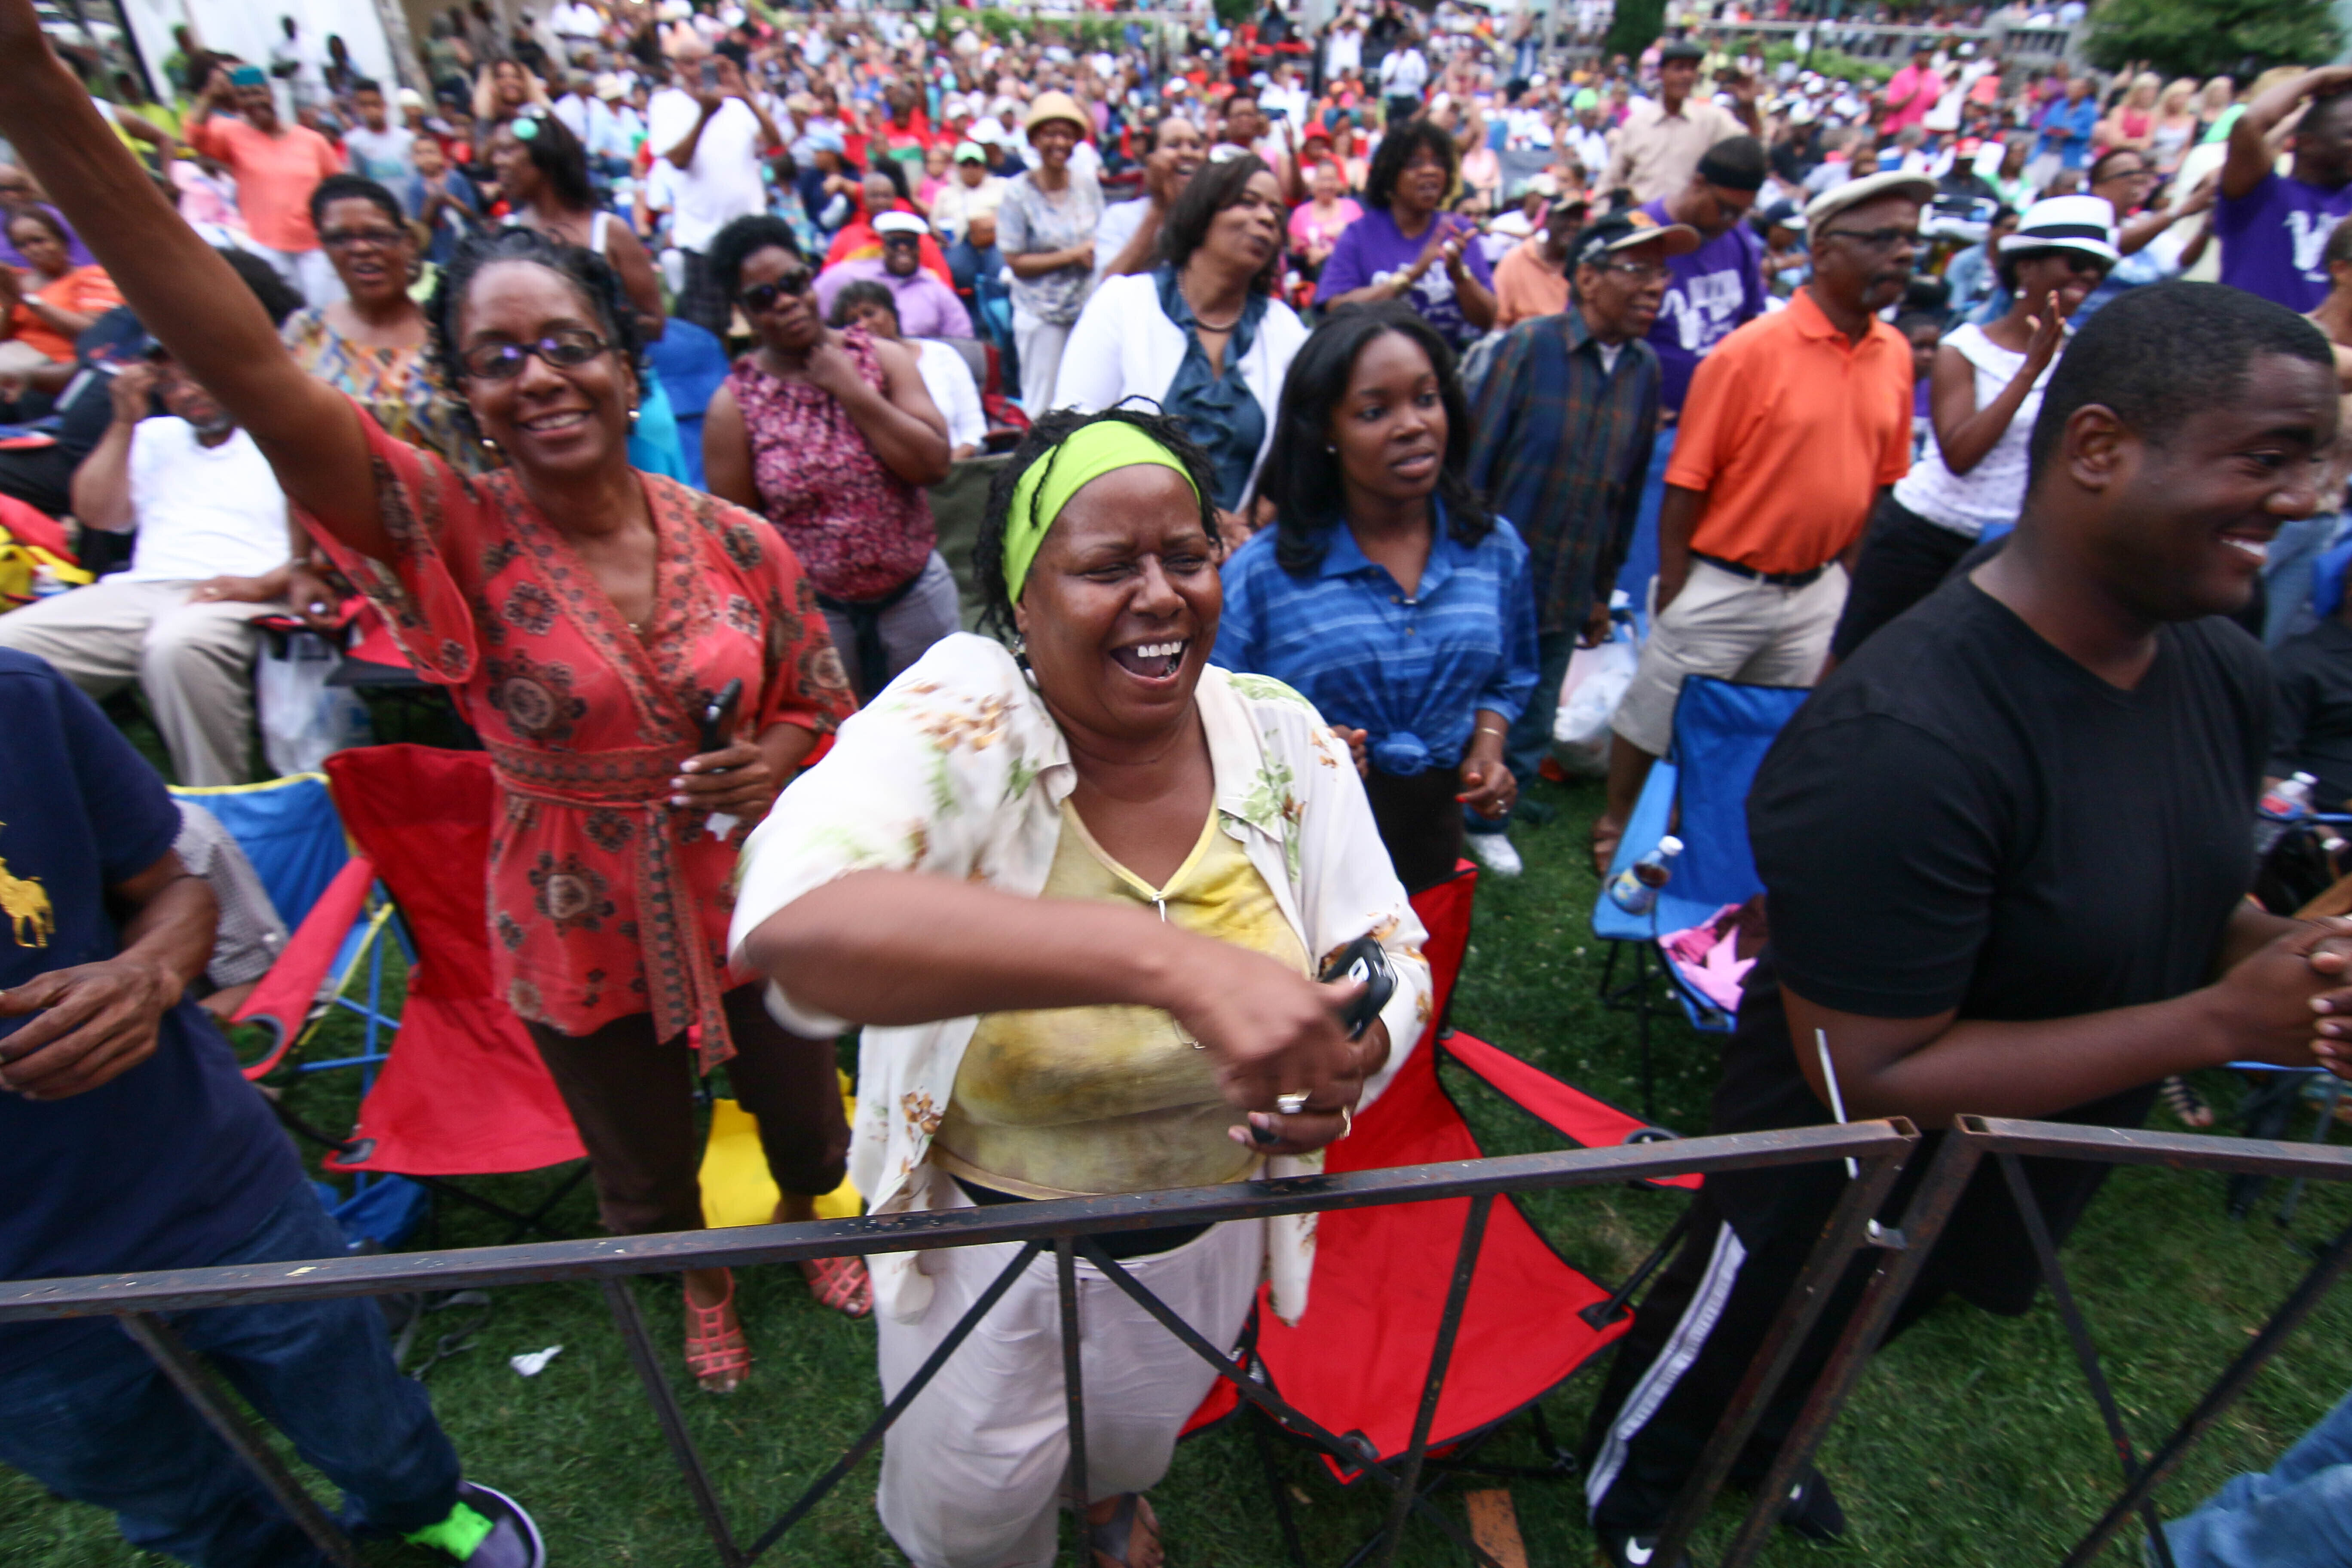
[1821,227,1918,251]
[321,226,409,251]
[1590,258,1669,281]
[739,271,815,312]
[458,327,610,381]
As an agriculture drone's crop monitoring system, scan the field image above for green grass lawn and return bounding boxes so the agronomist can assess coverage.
[6,771,2350,1567]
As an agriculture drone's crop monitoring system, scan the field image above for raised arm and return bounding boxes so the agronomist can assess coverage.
[0,2,386,555]
[2226,66,2352,199]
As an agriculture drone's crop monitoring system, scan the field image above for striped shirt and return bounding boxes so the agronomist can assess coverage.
[1467,309,1660,637]
[1212,508,1540,778]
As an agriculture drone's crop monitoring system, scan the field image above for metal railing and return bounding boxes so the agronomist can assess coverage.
[0,1119,1921,1568]
[1694,1115,2352,1568]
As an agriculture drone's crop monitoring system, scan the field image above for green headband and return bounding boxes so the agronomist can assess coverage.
[1002,420,1199,603]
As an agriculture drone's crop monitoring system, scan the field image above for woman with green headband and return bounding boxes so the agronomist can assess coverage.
[731,406,1432,1568]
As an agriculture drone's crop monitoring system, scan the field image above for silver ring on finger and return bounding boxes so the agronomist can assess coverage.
[1276,1091,1310,1116]
[1338,1105,1353,1140]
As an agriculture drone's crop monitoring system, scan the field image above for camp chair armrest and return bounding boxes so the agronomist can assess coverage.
[232,854,377,1080]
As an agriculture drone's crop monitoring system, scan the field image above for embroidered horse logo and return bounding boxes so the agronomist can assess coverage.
[0,828,54,948]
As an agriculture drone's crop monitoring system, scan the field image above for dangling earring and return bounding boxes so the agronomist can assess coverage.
[1011,633,1028,657]
[478,434,500,454]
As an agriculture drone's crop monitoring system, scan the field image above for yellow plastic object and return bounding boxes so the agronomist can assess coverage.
[698,1073,862,1227]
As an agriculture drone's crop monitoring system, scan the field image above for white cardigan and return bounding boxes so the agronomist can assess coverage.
[1053,271,1308,508]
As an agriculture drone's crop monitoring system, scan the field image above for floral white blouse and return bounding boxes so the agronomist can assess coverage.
[729,632,1433,1323]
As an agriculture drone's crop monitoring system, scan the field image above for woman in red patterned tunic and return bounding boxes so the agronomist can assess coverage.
[701,215,959,702]
[22,92,866,1390]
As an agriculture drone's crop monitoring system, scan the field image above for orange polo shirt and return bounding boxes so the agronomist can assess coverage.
[185,114,344,253]
[1665,287,1914,577]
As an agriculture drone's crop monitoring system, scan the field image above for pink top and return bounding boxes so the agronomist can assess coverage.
[1289,196,1363,254]
[726,325,936,603]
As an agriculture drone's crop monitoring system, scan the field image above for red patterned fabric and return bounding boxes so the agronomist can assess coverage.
[308,401,854,1065]
[726,325,937,601]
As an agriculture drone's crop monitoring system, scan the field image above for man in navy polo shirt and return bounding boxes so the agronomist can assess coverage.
[0,649,543,1568]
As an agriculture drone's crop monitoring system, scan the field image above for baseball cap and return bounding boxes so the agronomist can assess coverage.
[953,139,987,163]
[874,210,928,238]
[396,87,426,110]
[1803,169,1935,238]
[1570,208,1701,270]
[1659,39,1705,64]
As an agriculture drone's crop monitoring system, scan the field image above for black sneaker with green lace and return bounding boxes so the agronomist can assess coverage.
[404,1481,545,1567]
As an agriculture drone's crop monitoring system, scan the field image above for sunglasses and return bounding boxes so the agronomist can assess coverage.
[459,326,610,381]
[740,270,815,312]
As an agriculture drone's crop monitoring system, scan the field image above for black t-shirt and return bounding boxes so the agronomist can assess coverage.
[0,652,303,1372]
[2269,616,2352,807]
[1710,577,2269,1314]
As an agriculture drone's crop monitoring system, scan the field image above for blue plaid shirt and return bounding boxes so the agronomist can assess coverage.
[1211,509,1541,777]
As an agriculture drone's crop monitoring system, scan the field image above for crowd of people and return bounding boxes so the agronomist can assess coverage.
[7,0,2352,1565]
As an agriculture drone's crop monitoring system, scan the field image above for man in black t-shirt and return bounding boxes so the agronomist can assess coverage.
[1581,282,2352,1568]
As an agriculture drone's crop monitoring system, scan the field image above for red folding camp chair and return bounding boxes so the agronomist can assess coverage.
[1182,863,1700,1558]
[237,744,588,1235]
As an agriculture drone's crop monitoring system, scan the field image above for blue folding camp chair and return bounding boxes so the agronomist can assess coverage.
[1591,676,1809,1116]
[645,318,732,490]
[168,773,403,1080]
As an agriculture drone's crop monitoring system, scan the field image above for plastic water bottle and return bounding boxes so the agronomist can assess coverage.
[2255,772,2318,857]
[1609,835,1684,916]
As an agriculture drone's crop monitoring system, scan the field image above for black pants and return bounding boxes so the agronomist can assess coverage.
[1827,494,1977,662]
[1362,765,1464,894]
[526,984,849,1237]
[1580,1184,1954,1533]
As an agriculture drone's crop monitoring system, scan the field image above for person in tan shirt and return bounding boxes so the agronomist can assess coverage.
[1601,40,1760,205]
[1491,195,1589,326]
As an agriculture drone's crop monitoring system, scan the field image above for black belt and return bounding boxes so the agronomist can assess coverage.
[1694,553,1829,589]
[952,1176,1214,1260]
[817,566,926,701]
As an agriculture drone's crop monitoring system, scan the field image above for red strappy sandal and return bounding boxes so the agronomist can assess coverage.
[801,1255,873,1318]
[684,1272,752,1393]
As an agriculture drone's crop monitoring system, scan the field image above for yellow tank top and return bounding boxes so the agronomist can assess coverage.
[933,802,1310,1197]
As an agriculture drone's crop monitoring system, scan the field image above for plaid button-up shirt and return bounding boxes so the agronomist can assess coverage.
[1467,309,1660,637]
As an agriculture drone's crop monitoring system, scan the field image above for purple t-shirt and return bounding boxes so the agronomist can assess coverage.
[2215,172,2352,312]
[1316,205,1498,349]
[1639,199,1767,412]
[0,202,93,270]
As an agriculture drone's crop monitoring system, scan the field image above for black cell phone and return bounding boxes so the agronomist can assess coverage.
[1317,934,1396,1040]
[700,59,722,90]
[698,678,743,756]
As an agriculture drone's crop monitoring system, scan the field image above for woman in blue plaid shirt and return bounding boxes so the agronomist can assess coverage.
[1212,303,1540,887]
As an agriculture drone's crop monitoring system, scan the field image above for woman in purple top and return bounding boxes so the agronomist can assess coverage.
[1314,118,1496,349]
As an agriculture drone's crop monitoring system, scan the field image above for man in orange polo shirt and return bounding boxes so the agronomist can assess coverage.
[1594,170,1931,870]
[185,64,345,306]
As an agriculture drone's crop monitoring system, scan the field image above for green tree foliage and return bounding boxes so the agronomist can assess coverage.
[1605,0,1667,63]
[2085,0,2343,82]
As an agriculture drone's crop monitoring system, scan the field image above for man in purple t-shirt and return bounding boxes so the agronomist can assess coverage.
[2216,66,2352,312]
[1637,134,1769,413]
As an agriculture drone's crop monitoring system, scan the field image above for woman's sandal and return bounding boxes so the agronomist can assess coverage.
[2158,1075,2215,1130]
[684,1272,752,1393]
[1089,1493,1162,1568]
[802,1255,873,1318]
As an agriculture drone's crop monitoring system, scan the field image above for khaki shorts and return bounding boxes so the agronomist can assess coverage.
[1610,559,1847,757]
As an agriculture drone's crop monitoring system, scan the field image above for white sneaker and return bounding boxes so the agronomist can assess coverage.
[1466,832,1522,877]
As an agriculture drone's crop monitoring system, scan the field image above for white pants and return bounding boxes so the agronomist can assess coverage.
[253,245,345,308]
[1610,559,1846,758]
[876,1210,1263,1568]
[0,578,281,784]
[1012,306,1072,417]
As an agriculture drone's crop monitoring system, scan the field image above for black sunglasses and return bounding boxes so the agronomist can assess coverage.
[459,326,610,381]
[740,270,815,312]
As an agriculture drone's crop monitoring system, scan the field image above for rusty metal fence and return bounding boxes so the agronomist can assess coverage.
[0,1120,1921,1568]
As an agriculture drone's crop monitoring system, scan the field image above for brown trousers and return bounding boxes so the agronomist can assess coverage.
[527,985,851,1237]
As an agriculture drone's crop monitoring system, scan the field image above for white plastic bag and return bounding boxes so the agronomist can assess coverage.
[255,630,371,776]
[1552,628,1639,778]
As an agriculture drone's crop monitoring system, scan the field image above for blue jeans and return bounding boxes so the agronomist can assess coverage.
[0,1181,460,1567]
[2163,1383,2352,1567]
